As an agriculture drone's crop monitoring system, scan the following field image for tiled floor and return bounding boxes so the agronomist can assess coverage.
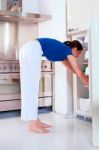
[0,112,99,150]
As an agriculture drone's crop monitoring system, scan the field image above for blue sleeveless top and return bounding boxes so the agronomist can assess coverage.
[37,38,72,61]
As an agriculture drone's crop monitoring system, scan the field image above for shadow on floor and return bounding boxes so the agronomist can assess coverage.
[0,106,52,119]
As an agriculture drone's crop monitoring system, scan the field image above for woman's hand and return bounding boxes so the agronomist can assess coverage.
[67,55,89,87]
[83,75,89,88]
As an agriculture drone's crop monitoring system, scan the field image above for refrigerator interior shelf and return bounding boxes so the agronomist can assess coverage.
[76,110,92,118]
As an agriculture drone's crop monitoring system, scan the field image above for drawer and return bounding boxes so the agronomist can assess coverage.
[0,100,21,111]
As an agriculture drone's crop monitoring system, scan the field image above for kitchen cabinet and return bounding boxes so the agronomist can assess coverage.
[66,0,94,32]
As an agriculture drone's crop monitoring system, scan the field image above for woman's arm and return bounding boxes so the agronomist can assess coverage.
[62,60,75,73]
[67,55,89,86]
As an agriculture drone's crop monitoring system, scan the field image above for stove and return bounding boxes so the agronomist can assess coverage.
[0,61,20,73]
[0,60,53,111]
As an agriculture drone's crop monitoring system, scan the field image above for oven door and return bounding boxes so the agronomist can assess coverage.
[39,72,53,107]
[39,72,53,97]
[0,73,21,111]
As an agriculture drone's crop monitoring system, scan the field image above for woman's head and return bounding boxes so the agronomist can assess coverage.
[63,40,83,57]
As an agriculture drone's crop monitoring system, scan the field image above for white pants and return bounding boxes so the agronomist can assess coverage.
[19,40,43,121]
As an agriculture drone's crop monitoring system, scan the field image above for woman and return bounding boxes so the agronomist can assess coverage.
[19,38,88,133]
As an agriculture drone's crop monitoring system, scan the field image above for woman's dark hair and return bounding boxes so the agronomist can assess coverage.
[63,40,83,51]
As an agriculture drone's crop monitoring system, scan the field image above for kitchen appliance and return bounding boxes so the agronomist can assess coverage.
[0,0,51,23]
[7,0,22,12]
[0,21,18,60]
[0,60,53,111]
[0,0,22,12]
[39,60,53,107]
[0,60,20,111]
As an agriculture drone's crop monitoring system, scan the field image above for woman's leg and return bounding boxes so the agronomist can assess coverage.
[19,41,49,133]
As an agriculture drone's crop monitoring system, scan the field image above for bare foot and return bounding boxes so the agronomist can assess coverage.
[28,120,49,133]
[38,118,52,128]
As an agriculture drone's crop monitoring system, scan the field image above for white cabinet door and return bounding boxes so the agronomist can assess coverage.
[67,0,94,30]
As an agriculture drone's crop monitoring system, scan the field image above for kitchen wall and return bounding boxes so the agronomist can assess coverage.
[0,0,5,9]
[38,0,51,15]
[22,0,39,13]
